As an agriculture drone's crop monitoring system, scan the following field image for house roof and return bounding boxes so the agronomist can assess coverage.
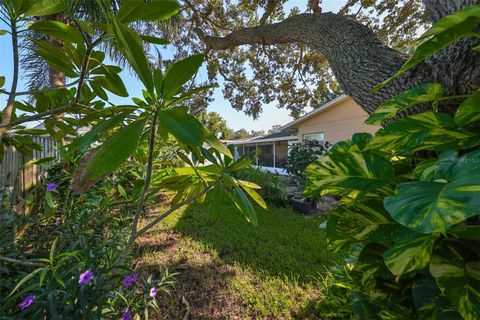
[280,94,350,130]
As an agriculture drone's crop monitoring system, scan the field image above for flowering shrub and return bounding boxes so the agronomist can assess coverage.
[0,0,265,317]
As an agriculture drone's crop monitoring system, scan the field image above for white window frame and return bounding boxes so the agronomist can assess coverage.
[303,132,325,143]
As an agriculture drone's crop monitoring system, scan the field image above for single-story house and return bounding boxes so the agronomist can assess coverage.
[226,94,380,174]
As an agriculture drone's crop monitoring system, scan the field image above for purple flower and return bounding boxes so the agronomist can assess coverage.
[122,310,132,320]
[47,183,56,192]
[19,294,35,310]
[149,287,158,298]
[78,269,94,285]
[122,273,139,288]
[55,218,62,226]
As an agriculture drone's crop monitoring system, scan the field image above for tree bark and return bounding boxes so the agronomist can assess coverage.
[198,0,480,116]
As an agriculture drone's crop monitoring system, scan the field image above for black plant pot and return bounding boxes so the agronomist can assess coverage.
[291,198,313,215]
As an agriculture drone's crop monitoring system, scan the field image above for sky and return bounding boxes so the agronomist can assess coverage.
[0,0,347,131]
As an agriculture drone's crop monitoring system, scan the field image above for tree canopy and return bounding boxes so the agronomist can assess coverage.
[152,0,430,118]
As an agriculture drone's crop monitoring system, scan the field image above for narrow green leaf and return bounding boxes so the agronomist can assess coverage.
[205,133,233,158]
[33,39,77,77]
[140,35,169,45]
[158,107,205,146]
[240,184,267,209]
[72,118,147,194]
[231,186,258,225]
[29,20,83,43]
[163,55,204,100]
[7,268,44,298]
[209,183,224,221]
[45,191,55,208]
[237,180,261,189]
[117,0,180,23]
[23,0,64,16]
[49,238,58,266]
[0,76,5,87]
[166,84,218,107]
[110,15,154,94]
[118,184,127,199]
[69,111,132,152]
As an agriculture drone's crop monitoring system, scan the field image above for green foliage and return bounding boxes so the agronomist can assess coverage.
[306,8,480,319]
[0,0,265,317]
[285,140,325,186]
[235,167,289,207]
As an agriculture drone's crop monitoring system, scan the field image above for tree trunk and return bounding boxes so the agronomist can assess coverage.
[46,13,68,144]
[198,0,480,116]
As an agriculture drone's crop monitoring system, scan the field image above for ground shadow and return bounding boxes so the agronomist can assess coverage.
[166,200,340,284]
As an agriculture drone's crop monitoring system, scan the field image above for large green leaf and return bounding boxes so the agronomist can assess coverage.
[23,0,64,16]
[33,39,77,77]
[368,112,475,154]
[383,232,439,277]
[68,110,133,152]
[117,0,179,23]
[110,15,154,94]
[29,20,83,43]
[454,90,480,126]
[366,83,444,125]
[231,186,258,225]
[430,254,480,319]
[205,133,233,158]
[412,277,463,320]
[158,107,205,146]
[163,55,204,100]
[334,200,393,242]
[374,5,480,90]
[72,118,146,194]
[209,183,225,221]
[239,184,267,209]
[385,150,480,233]
[139,35,169,45]
[91,65,128,97]
[305,149,394,197]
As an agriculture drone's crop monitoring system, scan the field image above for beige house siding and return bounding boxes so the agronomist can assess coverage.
[294,97,380,143]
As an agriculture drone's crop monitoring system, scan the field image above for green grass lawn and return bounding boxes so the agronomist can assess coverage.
[137,198,339,319]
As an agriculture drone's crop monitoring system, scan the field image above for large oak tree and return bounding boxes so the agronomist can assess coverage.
[154,0,479,118]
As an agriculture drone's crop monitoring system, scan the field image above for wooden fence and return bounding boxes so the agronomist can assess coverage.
[0,136,59,195]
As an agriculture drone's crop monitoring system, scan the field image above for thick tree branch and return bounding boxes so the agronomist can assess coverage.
[199,0,480,116]
[260,0,278,25]
[423,0,479,22]
[198,13,407,114]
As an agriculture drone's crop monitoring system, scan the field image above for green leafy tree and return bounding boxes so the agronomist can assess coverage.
[198,111,234,139]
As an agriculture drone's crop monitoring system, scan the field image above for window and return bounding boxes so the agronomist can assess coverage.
[303,132,324,143]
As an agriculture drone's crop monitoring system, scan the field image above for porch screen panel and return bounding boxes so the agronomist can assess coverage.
[258,143,273,167]
[275,140,289,168]
[244,144,257,162]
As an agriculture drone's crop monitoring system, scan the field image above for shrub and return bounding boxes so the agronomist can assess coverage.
[305,7,480,320]
[285,141,325,186]
[235,167,289,207]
